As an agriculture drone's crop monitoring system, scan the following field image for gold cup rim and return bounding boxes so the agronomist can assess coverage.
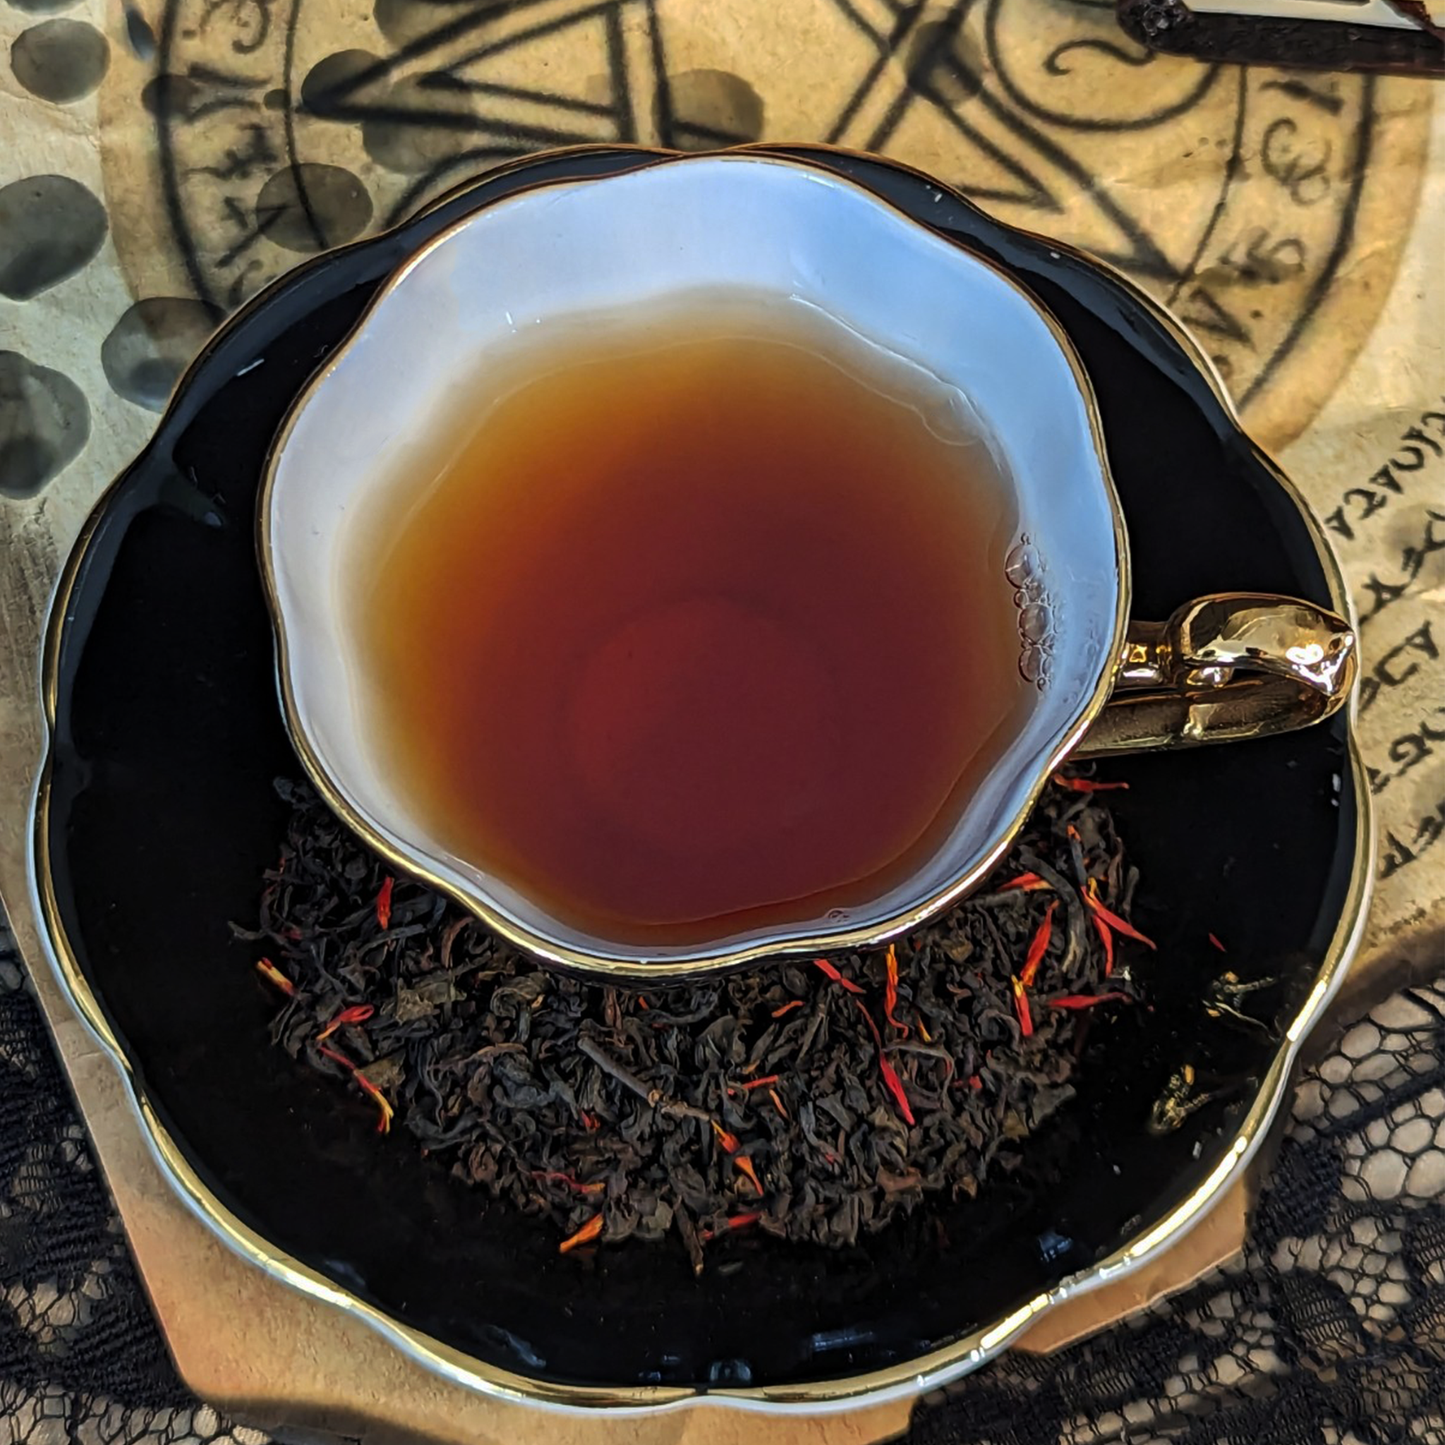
[256,147,1132,981]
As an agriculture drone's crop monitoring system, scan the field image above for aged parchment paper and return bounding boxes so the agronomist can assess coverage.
[1,0,1441,1435]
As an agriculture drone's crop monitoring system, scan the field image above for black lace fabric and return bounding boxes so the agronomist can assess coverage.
[914,986,1445,1445]
[0,925,265,1445]
[3,909,1444,1444]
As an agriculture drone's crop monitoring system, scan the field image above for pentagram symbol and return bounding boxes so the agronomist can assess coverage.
[109,0,1429,447]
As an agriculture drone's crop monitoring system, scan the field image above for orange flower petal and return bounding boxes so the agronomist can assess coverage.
[1052,773,1129,793]
[883,944,909,1035]
[255,958,295,997]
[1084,886,1156,949]
[734,1156,763,1195]
[851,998,916,1125]
[559,1213,604,1254]
[1011,976,1034,1038]
[711,1121,740,1155]
[999,871,1050,893]
[355,1073,394,1134]
[1018,900,1057,988]
[1047,992,1131,1011]
[1093,912,1116,977]
[813,958,865,994]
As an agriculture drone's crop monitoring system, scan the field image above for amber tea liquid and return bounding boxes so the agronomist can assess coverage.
[360,298,1027,948]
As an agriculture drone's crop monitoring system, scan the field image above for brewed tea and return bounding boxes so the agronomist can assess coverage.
[359,297,1027,947]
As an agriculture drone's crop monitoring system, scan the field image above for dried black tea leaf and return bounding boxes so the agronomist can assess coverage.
[239,774,1149,1263]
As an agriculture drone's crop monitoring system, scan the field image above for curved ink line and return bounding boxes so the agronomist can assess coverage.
[382,145,536,227]
[311,0,565,105]
[871,71,1057,212]
[282,0,328,254]
[155,0,216,310]
[644,0,675,148]
[1045,37,1154,76]
[1240,74,1375,410]
[867,3,1053,210]
[985,0,1219,136]
[964,69,1181,280]
[1165,65,1248,311]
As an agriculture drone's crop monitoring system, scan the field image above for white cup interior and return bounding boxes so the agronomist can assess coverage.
[263,155,1125,970]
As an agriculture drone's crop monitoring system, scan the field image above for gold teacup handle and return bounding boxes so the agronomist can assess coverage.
[1076,593,1358,757]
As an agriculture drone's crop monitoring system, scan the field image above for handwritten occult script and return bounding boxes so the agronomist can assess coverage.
[1297,400,1445,964]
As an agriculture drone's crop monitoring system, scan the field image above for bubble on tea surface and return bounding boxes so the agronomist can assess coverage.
[1006,535,1052,689]
[1005,539,1041,590]
[1020,602,1053,646]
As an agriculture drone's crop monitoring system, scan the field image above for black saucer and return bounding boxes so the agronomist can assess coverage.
[34,145,1363,1400]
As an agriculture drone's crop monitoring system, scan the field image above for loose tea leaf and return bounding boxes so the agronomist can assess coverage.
[239,773,1148,1262]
